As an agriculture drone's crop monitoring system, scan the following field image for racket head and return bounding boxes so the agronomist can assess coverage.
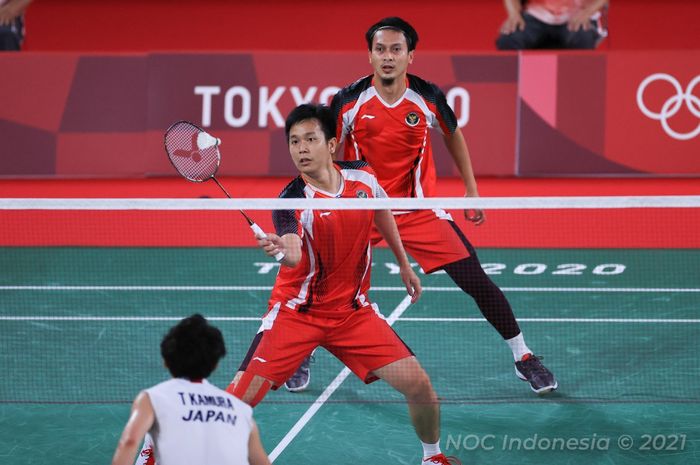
[164,120,221,182]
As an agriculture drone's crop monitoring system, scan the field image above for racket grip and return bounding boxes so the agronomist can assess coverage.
[249,223,285,262]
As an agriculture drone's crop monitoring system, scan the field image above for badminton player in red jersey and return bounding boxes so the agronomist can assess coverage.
[226,104,460,465]
[287,17,557,396]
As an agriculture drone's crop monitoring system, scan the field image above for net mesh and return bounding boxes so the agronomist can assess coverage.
[1,196,699,405]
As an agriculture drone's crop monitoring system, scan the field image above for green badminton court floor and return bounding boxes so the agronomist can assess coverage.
[1,246,699,464]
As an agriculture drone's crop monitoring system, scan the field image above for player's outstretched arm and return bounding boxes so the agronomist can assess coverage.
[257,233,302,267]
[248,419,272,465]
[374,209,422,303]
[111,392,155,465]
[443,129,486,226]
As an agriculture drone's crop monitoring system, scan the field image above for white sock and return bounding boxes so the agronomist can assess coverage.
[421,440,441,458]
[506,332,532,361]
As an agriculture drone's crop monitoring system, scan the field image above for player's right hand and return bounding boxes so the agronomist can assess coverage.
[258,233,284,258]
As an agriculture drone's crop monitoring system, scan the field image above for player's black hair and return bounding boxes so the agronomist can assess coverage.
[161,314,226,380]
[285,103,336,142]
[365,17,419,52]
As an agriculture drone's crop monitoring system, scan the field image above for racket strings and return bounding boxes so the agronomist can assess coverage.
[165,123,219,182]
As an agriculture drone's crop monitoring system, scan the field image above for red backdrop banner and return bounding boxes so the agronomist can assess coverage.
[605,51,700,173]
[0,51,517,178]
[517,51,700,175]
[1,51,698,178]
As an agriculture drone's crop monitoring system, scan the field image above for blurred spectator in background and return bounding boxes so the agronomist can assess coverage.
[496,0,608,50]
[0,0,31,51]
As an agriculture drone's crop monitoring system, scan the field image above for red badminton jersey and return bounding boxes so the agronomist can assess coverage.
[331,74,458,198]
[269,161,387,318]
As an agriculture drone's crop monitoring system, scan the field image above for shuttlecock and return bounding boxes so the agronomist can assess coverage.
[197,132,221,150]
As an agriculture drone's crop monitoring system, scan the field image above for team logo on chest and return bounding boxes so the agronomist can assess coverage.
[356,190,368,198]
[405,112,420,127]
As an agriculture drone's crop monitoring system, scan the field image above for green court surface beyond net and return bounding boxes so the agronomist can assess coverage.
[2,246,699,405]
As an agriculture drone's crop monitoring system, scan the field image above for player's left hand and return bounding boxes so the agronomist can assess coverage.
[465,209,486,225]
[464,193,486,226]
[400,266,422,304]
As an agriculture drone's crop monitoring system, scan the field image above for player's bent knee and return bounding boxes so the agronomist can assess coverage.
[396,365,436,402]
[411,370,437,403]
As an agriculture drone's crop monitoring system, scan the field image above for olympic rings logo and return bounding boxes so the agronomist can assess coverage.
[636,73,700,141]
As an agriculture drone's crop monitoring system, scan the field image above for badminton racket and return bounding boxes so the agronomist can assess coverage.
[164,120,284,261]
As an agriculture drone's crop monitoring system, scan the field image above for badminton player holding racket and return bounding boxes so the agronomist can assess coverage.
[286,17,557,398]
[225,104,463,465]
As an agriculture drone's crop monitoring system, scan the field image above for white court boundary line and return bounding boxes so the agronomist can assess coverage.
[2,285,699,293]
[0,316,260,321]
[1,316,698,323]
[399,317,700,323]
[0,285,274,291]
[267,295,413,463]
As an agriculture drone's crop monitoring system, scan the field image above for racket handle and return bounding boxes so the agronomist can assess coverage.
[249,223,285,262]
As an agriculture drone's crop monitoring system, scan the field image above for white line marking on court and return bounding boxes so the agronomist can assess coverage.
[398,317,700,323]
[0,316,260,321]
[1,285,699,293]
[1,316,699,323]
[395,287,700,293]
[267,294,414,463]
[0,285,273,291]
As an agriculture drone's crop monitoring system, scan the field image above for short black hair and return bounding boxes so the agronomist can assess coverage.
[365,17,419,52]
[285,103,336,142]
[160,314,226,380]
